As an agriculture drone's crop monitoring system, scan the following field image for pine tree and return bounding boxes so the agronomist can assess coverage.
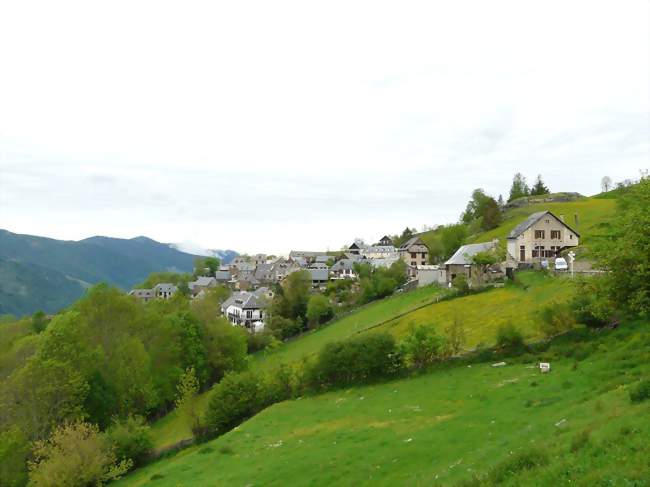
[508,173,530,202]
[530,174,550,196]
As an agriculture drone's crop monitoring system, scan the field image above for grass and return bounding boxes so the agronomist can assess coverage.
[117,321,650,486]
[373,271,574,347]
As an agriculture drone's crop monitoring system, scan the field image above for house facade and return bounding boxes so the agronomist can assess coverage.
[330,258,357,279]
[506,211,580,265]
[398,237,429,267]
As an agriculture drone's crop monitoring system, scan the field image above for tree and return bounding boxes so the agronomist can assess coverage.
[28,421,131,487]
[393,227,415,247]
[204,371,263,436]
[193,257,221,277]
[174,367,202,434]
[530,174,550,196]
[595,177,650,317]
[481,197,502,230]
[470,248,503,287]
[508,173,530,202]
[31,310,48,333]
[306,295,334,327]
[497,194,505,208]
[601,176,612,192]
[0,427,30,487]
[440,224,468,260]
[400,325,445,369]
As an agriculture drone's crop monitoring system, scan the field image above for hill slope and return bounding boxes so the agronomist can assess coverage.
[117,321,650,486]
[0,230,236,316]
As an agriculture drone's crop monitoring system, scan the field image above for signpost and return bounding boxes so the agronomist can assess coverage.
[567,251,576,279]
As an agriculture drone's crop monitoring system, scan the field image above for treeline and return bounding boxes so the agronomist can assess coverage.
[0,284,246,485]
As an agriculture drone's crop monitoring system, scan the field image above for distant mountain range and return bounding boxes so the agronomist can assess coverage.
[0,230,237,317]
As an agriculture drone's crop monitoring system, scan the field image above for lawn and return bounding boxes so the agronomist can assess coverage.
[371,271,575,347]
[117,321,650,486]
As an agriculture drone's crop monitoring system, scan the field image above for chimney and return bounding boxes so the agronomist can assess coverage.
[559,214,565,222]
[574,213,579,229]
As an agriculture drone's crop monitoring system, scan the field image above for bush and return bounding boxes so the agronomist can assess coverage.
[629,379,650,404]
[246,330,274,353]
[452,274,470,294]
[570,429,591,453]
[488,448,549,483]
[106,415,153,467]
[306,333,401,389]
[204,371,263,437]
[538,302,577,338]
[28,421,131,487]
[571,277,612,328]
[400,325,446,369]
[496,324,526,353]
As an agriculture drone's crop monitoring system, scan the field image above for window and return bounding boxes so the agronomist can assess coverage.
[410,252,416,258]
[411,261,416,266]
[532,245,544,258]
[545,219,550,224]
[570,235,573,239]
[551,230,561,239]
[534,230,545,239]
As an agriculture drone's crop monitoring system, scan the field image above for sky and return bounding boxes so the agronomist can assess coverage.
[0,1,648,255]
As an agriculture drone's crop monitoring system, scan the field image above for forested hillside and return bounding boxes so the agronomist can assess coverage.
[0,230,235,316]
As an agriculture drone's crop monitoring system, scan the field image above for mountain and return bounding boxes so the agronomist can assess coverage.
[0,230,237,316]
[168,242,238,264]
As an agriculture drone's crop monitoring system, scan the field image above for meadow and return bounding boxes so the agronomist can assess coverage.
[117,321,650,486]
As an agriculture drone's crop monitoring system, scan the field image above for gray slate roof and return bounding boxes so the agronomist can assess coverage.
[222,287,270,310]
[507,210,581,239]
[214,270,231,281]
[308,268,330,282]
[399,237,427,250]
[444,241,498,266]
[153,283,178,293]
[331,258,355,271]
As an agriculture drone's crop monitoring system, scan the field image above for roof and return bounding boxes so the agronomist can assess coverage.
[331,258,355,271]
[444,241,498,266]
[417,265,441,270]
[308,268,330,281]
[194,276,216,287]
[222,289,270,310]
[315,255,334,263]
[153,283,178,293]
[507,211,581,239]
[368,257,400,268]
[362,245,396,254]
[399,237,427,250]
[214,270,231,281]
[129,289,154,297]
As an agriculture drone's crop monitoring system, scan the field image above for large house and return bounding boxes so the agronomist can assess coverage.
[444,240,500,284]
[221,287,272,332]
[330,258,357,279]
[398,237,429,267]
[506,211,580,265]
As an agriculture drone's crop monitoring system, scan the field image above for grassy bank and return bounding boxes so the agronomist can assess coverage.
[117,321,650,486]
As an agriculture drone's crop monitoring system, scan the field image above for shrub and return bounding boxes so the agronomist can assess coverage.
[306,333,401,389]
[629,379,650,404]
[496,324,526,353]
[246,330,274,353]
[400,325,446,369]
[571,277,612,327]
[570,430,591,453]
[28,421,131,487]
[261,363,296,404]
[452,274,470,294]
[106,415,153,467]
[538,302,577,338]
[204,371,263,437]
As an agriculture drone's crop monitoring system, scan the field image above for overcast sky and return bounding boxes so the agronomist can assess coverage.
[0,1,648,255]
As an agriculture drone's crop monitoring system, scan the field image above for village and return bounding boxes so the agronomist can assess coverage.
[129,210,581,333]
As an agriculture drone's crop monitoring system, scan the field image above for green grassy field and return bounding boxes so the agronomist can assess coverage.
[117,321,650,486]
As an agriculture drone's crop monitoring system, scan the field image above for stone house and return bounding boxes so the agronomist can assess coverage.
[444,240,500,284]
[506,211,580,265]
[398,237,429,267]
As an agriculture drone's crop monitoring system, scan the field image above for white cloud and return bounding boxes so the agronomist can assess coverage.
[0,0,648,254]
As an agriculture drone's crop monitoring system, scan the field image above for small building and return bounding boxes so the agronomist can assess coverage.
[347,242,361,255]
[398,237,429,267]
[379,235,394,246]
[308,268,330,288]
[128,289,155,302]
[153,283,178,300]
[330,258,357,279]
[506,211,580,266]
[361,245,398,259]
[188,276,217,296]
[416,265,447,287]
[444,241,500,284]
[221,287,271,333]
[214,270,232,284]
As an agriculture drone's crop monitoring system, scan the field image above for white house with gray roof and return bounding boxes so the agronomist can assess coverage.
[221,287,272,332]
[444,240,500,284]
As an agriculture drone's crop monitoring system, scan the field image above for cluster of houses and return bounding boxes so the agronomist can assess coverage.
[129,210,580,333]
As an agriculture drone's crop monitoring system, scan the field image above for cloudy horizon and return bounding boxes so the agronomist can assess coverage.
[1,0,648,254]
